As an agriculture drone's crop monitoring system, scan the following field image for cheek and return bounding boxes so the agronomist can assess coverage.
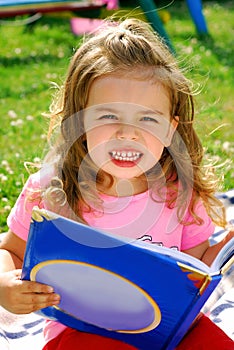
[86,129,109,169]
[86,125,116,151]
[145,133,164,157]
[86,129,106,154]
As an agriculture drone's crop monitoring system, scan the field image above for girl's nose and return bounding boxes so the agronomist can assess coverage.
[116,124,139,140]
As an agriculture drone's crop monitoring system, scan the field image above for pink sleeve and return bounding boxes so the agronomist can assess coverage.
[7,172,42,241]
[181,200,215,250]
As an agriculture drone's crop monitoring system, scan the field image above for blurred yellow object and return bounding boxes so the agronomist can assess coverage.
[100,7,147,21]
[100,7,170,25]
[158,10,171,24]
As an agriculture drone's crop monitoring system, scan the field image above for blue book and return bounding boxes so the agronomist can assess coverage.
[22,207,234,350]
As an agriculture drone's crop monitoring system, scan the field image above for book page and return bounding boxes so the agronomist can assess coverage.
[210,238,234,273]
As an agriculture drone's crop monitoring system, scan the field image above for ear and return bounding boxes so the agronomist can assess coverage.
[172,115,179,125]
[164,116,179,147]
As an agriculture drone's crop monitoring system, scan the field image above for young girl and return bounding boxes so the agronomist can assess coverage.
[0,18,233,350]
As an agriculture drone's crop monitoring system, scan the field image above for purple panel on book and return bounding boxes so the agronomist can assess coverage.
[31,260,161,332]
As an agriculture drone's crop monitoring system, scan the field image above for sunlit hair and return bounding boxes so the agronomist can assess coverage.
[40,18,226,227]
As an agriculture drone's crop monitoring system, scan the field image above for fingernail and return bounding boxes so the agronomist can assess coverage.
[53,294,60,300]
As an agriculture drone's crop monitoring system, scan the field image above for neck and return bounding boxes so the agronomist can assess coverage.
[98,175,149,197]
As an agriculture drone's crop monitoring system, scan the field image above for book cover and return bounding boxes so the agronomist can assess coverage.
[21,207,234,350]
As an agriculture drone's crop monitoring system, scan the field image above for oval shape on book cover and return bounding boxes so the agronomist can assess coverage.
[30,260,161,333]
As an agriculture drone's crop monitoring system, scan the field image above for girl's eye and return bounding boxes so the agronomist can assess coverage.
[98,114,118,120]
[141,116,159,123]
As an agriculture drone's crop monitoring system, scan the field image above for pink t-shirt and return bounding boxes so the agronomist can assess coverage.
[7,171,215,344]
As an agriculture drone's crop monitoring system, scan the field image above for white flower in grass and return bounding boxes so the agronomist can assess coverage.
[0,174,8,182]
[1,160,9,167]
[8,110,17,118]
[191,38,198,44]
[1,160,13,174]
[10,119,23,127]
[221,66,228,73]
[58,51,64,58]
[2,197,8,202]
[42,24,49,31]
[33,157,41,163]
[46,73,58,79]
[15,48,21,54]
[183,46,193,54]
[4,205,11,211]
[26,115,34,121]
[222,141,230,151]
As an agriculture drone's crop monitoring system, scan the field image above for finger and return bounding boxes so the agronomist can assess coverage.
[10,297,61,314]
[8,270,54,294]
[28,297,61,312]
[17,280,54,294]
[20,292,60,306]
[10,292,61,314]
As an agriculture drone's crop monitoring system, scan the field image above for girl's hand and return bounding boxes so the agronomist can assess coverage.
[184,230,234,266]
[0,269,60,314]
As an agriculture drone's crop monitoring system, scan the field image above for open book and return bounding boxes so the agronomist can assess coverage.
[22,207,234,350]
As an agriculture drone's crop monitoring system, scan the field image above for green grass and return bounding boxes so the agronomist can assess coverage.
[0,1,233,232]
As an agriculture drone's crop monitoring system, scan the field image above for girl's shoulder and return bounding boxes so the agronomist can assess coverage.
[25,164,56,191]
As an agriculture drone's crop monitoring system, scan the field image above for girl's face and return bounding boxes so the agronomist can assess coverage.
[84,74,178,194]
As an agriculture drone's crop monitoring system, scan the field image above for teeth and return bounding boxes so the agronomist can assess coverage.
[110,151,141,161]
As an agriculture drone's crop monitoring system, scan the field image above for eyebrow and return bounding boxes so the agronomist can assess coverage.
[138,109,165,116]
[92,106,119,113]
[92,106,165,116]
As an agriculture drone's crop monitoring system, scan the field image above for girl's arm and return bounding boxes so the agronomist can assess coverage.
[0,230,60,314]
[182,230,234,266]
[0,230,25,270]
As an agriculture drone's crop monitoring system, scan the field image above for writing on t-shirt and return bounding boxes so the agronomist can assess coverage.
[138,235,179,251]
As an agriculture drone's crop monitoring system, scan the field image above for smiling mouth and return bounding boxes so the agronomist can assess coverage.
[109,151,143,164]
